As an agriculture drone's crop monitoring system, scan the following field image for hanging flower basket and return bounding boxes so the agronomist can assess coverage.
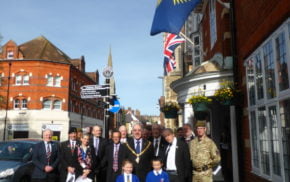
[192,102,209,111]
[164,111,178,118]
[188,94,212,112]
[160,101,179,118]
[214,80,238,106]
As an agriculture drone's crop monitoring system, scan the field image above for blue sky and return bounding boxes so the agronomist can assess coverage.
[0,0,164,115]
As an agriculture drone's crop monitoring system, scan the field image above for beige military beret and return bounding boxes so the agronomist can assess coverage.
[195,120,206,128]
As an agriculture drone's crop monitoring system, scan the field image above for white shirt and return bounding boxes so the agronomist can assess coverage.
[113,143,120,154]
[45,141,51,153]
[134,139,142,151]
[70,140,76,148]
[166,137,177,170]
[123,173,132,182]
[120,138,127,144]
[153,136,161,156]
[153,169,163,176]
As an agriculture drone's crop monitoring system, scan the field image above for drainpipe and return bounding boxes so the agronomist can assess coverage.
[229,0,240,181]
[3,61,11,141]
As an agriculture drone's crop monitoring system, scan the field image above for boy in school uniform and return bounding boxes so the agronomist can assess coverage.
[145,157,169,182]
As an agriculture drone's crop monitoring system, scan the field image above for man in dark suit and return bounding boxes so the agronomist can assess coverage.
[162,128,191,182]
[149,123,167,158]
[124,123,154,182]
[89,125,108,182]
[102,129,125,182]
[32,129,60,182]
[59,127,80,182]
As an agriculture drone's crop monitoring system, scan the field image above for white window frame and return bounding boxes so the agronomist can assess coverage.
[23,75,29,85]
[47,75,53,86]
[43,99,52,110]
[53,100,62,110]
[13,99,20,109]
[22,99,28,109]
[7,51,14,59]
[15,75,22,85]
[54,76,61,87]
[245,19,290,182]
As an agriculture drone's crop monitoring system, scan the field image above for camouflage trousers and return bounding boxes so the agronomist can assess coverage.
[192,172,212,182]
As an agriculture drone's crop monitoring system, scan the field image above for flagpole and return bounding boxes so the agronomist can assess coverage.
[179,32,195,46]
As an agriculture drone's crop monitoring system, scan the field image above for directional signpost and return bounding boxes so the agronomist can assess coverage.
[80,85,109,99]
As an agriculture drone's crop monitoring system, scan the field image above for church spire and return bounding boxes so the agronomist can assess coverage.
[107,46,113,67]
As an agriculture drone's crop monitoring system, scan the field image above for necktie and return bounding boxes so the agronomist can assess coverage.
[46,142,51,164]
[136,140,140,154]
[71,141,75,154]
[127,175,130,182]
[113,144,118,172]
[154,139,158,155]
[95,138,99,155]
[165,143,171,168]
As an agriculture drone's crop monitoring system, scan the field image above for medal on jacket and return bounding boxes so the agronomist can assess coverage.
[125,141,151,164]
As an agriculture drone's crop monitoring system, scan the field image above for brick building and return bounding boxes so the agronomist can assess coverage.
[0,36,104,141]
[235,0,290,181]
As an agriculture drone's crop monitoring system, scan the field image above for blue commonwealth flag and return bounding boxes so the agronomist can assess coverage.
[150,0,201,36]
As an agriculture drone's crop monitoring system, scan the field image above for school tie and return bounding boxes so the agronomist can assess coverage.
[113,144,119,172]
[71,141,75,154]
[136,140,140,154]
[127,175,130,182]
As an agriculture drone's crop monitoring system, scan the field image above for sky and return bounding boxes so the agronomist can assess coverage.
[0,0,164,115]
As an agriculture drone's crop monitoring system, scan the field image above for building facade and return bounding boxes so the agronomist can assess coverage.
[236,0,290,181]
[0,36,104,141]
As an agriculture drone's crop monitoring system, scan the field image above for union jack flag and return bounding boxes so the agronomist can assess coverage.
[163,33,185,74]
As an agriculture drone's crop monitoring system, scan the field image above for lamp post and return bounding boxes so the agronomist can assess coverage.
[157,76,164,96]
[102,66,113,138]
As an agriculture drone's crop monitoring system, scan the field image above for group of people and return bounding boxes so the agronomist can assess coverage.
[31,121,221,182]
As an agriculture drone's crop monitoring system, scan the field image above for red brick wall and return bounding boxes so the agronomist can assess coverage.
[0,60,70,110]
[235,0,290,181]
[201,0,232,61]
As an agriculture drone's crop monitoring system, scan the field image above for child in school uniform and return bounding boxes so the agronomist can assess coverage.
[145,157,170,182]
[116,160,140,182]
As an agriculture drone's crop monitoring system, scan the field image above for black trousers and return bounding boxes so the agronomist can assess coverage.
[168,172,185,182]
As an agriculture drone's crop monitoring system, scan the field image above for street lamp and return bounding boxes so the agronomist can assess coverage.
[157,76,164,96]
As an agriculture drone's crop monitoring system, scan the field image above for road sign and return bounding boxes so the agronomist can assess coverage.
[109,98,120,113]
[80,85,109,99]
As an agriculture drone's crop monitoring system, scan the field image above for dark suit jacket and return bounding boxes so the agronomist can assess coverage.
[148,136,168,158]
[102,143,126,182]
[32,141,60,179]
[59,140,81,182]
[163,138,191,181]
[124,138,154,182]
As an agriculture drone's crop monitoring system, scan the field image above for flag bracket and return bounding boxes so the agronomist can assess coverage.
[179,32,195,47]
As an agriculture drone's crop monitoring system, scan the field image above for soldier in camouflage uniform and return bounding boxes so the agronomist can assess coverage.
[189,120,221,182]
